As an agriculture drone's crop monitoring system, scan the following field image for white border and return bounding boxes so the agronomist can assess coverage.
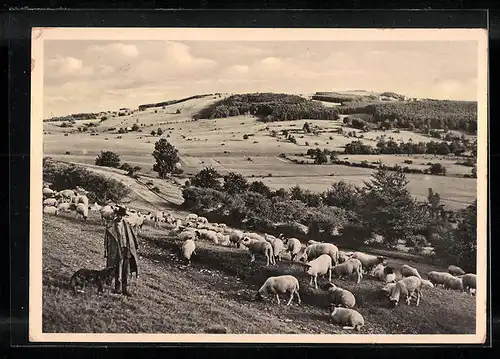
[30,27,488,344]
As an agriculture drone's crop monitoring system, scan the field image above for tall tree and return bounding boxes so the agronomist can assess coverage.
[152,138,180,179]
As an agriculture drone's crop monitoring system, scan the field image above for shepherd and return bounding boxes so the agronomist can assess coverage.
[104,205,139,296]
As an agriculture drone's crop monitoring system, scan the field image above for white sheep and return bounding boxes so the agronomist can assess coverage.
[427,271,454,288]
[229,230,244,247]
[389,276,423,307]
[324,282,356,308]
[75,203,89,220]
[400,264,422,279]
[43,205,58,215]
[420,279,434,289]
[328,306,364,331]
[43,198,58,207]
[100,205,115,225]
[307,240,322,246]
[338,250,352,264]
[350,252,386,273]
[381,282,396,296]
[264,234,285,262]
[152,211,164,228]
[462,273,476,295]
[77,195,89,207]
[255,275,301,305]
[303,254,333,289]
[331,258,363,284]
[448,265,466,276]
[243,232,266,242]
[56,202,72,213]
[197,229,219,244]
[217,233,230,246]
[185,213,198,222]
[181,239,196,265]
[56,189,76,202]
[42,187,56,197]
[240,236,275,266]
[443,275,464,292]
[284,237,302,261]
[179,230,199,241]
[124,213,145,231]
[370,263,396,283]
[197,216,208,224]
[300,243,339,266]
[89,202,102,212]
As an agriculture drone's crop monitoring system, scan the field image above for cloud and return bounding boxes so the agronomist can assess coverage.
[44,55,93,83]
[85,43,139,59]
[163,41,217,69]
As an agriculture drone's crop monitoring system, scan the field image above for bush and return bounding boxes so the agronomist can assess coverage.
[429,163,447,175]
[95,151,121,168]
[120,163,133,172]
[43,160,130,204]
[243,134,249,140]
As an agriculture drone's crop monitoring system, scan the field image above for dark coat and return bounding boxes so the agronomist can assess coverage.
[104,217,139,278]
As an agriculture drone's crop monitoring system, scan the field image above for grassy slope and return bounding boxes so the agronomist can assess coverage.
[43,213,476,334]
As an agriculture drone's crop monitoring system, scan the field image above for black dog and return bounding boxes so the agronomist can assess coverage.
[69,266,116,295]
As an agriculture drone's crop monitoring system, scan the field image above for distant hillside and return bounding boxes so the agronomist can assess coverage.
[44,112,103,123]
[311,90,406,104]
[138,94,219,111]
[193,92,340,122]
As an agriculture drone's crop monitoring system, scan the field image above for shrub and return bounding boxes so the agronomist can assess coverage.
[120,163,133,172]
[95,151,121,168]
[429,163,447,175]
[43,160,130,204]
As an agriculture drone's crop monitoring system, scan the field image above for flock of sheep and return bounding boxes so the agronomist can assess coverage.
[42,183,477,333]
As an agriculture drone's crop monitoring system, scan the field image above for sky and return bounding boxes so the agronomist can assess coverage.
[43,40,478,118]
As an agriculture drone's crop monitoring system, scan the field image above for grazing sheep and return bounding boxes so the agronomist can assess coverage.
[443,275,464,292]
[240,237,275,266]
[56,189,76,202]
[462,274,476,295]
[307,240,322,246]
[331,258,363,284]
[197,229,219,244]
[75,203,89,220]
[303,254,333,289]
[300,243,339,266]
[229,230,244,247]
[181,239,196,265]
[152,211,164,228]
[400,264,422,279]
[89,202,102,212]
[350,252,386,273]
[448,265,466,276]
[421,279,434,289]
[56,202,72,213]
[371,263,396,283]
[255,275,301,305]
[338,251,352,264]
[427,271,454,288]
[389,276,423,307]
[42,187,56,197]
[217,233,230,246]
[179,230,199,241]
[328,306,364,331]
[324,282,356,308]
[77,195,89,207]
[185,213,198,222]
[100,205,115,225]
[217,223,227,231]
[43,205,58,215]
[124,213,145,231]
[284,237,302,261]
[243,232,266,242]
[197,216,208,224]
[264,234,285,262]
[43,198,58,207]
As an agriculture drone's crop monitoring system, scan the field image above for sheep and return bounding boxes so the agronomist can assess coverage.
[448,265,466,276]
[43,205,58,215]
[283,237,302,261]
[181,239,196,265]
[350,252,386,273]
[75,203,89,220]
[338,250,352,264]
[331,258,363,284]
[400,264,422,279]
[124,213,145,231]
[229,230,244,247]
[100,205,115,225]
[299,243,339,266]
[389,276,423,307]
[185,213,198,222]
[443,275,464,292]
[76,195,89,207]
[371,263,396,283]
[421,279,434,289]
[56,202,72,212]
[89,202,102,212]
[307,240,322,246]
[217,233,230,246]
[462,273,476,295]
[217,223,227,231]
[427,271,454,288]
[381,282,396,296]
[328,306,364,331]
[239,236,275,266]
[42,187,56,197]
[197,229,219,244]
[152,211,164,228]
[56,189,76,202]
[243,232,266,242]
[264,234,285,262]
[179,230,199,241]
[303,254,333,289]
[43,198,58,207]
[197,216,208,224]
[255,275,301,305]
[324,282,356,309]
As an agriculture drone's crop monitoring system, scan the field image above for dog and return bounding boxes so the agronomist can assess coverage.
[69,266,116,295]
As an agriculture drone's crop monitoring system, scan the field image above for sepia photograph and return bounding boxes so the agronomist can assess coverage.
[30,27,487,344]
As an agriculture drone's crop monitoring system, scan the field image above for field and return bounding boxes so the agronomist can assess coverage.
[43,95,477,211]
[42,212,476,334]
